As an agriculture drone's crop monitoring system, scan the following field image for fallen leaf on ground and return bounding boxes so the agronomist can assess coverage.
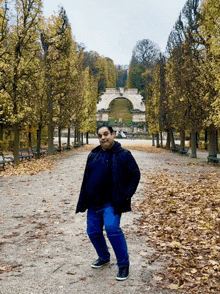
[168,284,179,290]
[153,275,163,281]
[134,170,220,293]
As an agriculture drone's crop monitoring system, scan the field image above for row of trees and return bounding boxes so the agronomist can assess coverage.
[127,0,220,158]
[0,0,116,163]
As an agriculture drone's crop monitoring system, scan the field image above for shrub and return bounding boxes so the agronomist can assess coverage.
[137,122,144,127]
[108,118,116,126]
[126,119,132,127]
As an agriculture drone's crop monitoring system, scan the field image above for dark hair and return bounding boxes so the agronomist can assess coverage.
[97,124,114,134]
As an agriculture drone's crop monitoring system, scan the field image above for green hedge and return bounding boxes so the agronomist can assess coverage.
[137,122,144,127]
[126,119,132,127]
[108,119,116,126]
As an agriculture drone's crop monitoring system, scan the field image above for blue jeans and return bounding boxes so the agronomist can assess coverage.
[87,203,129,268]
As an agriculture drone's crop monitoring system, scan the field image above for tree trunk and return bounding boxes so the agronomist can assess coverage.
[75,129,79,145]
[152,134,155,146]
[160,133,163,148]
[81,132,83,146]
[166,130,171,150]
[13,123,20,164]
[170,130,175,148]
[37,124,42,159]
[48,123,54,155]
[47,85,54,154]
[208,125,217,156]
[67,127,71,148]
[180,130,185,149]
[0,123,3,141]
[196,132,199,148]
[28,130,32,148]
[74,128,77,145]
[86,132,89,144]
[156,133,160,147]
[58,127,62,150]
[76,130,78,145]
[205,129,208,150]
[191,131,197,158]
[78,130,80,145]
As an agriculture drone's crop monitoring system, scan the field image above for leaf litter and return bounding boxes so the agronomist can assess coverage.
[134,169,220,293]
[0,156,56,177]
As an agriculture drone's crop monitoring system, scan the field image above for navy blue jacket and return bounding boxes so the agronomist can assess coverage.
[76,141,141,214]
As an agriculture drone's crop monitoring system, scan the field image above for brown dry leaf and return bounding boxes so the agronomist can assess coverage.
[191,269,197,274]
[135,170,220,293]
[108,281,115,286]
[79,277,86,281]
[0,264,20,274]
[39,284,45,287]
[153,275,163,281]
[168,284,179,290]
[167,241,181,248]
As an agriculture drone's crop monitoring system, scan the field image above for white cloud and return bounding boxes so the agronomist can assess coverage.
[43,0,188,65]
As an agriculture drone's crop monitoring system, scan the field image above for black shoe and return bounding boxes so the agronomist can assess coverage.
[91,259,110,269]
[116,266,129,281]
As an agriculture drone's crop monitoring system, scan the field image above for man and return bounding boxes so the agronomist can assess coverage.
[76,125,140,281]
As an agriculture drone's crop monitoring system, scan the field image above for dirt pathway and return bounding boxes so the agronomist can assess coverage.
[0,148,214,294]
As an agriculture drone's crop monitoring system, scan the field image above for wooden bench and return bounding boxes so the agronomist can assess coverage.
[19,148,32,160]
[0,152,14,170]
[207,155,220,164]
[54,144,63,152]
[62,143,71,151]
[171,144,180,153]
[179,146,189,155]
[171,144,189,155]
[31,146,47,157]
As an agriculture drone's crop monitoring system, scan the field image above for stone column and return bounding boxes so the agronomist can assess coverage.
[102,113,109,121]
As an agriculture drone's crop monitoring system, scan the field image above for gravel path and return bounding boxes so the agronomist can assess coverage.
[0,146,216,294]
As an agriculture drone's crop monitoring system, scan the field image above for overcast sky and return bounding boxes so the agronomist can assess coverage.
[43,0,187,66]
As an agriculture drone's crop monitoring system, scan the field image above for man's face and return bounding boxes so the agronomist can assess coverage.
[98,127,115,150]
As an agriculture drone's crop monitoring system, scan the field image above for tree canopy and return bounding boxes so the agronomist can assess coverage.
[0,0,117,162]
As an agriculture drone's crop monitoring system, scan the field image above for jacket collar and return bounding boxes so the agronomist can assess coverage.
[91,141,123,154]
